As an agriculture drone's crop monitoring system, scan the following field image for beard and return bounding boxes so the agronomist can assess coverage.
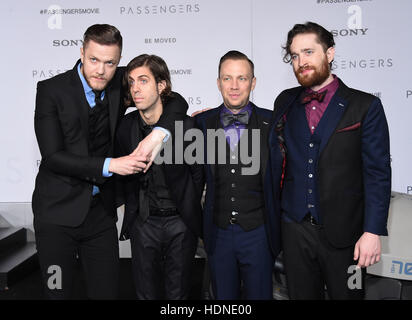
[85,75,109,91]
[294,57,331,88]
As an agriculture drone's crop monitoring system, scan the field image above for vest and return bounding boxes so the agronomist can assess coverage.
[214,111,265,231]
[88,95,110,158]
[281,98,330,224]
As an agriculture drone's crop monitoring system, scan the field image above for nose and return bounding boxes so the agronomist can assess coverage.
[96,62,105,75]
[298,55,307,68]
[131,81,140,93]
[230,79,239,90]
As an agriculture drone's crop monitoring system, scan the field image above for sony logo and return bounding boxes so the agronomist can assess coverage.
[330,28,368,37]
[53,39,84,47]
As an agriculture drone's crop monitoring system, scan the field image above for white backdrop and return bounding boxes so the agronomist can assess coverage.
[0,0,411,228]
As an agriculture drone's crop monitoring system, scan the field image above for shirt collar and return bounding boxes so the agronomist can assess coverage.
[77,62,93,95]
[77,62,105,105]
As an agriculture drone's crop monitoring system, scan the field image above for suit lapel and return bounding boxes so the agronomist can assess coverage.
[271,87,304,144]
[106,81,121,142]
[205,108,222,178]
[248,106,270,184]
[318,83,349,154]
[70,62,90,137]
[130,113,142,153]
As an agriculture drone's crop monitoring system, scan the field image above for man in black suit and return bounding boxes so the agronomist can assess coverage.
[195,51,281,299]
[32,24,188,299]
[115,54,203,299]
[270,22,391,299]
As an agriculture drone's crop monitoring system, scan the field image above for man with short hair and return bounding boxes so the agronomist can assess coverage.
[195,51,281,300]
[32,24,187,299]
[271,22,391,299]
[115,54,203,299]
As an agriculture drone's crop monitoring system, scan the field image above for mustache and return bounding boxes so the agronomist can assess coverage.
[298,65,315,73]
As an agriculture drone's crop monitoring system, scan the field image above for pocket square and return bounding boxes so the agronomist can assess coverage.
[336,122,361,133]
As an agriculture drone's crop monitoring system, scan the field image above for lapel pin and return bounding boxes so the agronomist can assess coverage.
[339,103,345,107]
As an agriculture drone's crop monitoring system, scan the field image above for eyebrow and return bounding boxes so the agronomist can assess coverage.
[291,48,314,54]
[89,56,117,64]
[129,74,150,80]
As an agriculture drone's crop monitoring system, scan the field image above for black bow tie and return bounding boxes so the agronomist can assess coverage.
[301,90,327,104]
[221,111,249,127]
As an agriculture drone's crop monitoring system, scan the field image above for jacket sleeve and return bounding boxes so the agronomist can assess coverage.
[156,92,188,136]
[361,97,391,235]
[34,80,106,183]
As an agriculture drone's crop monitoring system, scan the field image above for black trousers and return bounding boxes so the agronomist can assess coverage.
[34,198,119,299]
[129,215,197,300]
[281,218,365,300]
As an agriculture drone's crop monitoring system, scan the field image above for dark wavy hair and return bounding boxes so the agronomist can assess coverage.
[83,24,122,51]
[123,54,172,107]
[282,22,335,68]
[218,50,255,78]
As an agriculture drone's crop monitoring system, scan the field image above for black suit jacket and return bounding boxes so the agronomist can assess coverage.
[32,60,188,227]
[115,108,203,240]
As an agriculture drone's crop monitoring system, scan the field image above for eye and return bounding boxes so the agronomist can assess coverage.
[106,61,114,66]
[291,54,298,61]
[140,79,147,84]
[90,57,97,62]
[305,50,313,55]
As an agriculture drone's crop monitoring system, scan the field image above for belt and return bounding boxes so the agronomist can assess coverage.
[303,214,321,226]
[149,208,179,217]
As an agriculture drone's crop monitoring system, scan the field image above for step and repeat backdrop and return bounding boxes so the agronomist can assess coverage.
[0,0,411,207]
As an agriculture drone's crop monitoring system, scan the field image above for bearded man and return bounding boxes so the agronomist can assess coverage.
[270,22,391,299]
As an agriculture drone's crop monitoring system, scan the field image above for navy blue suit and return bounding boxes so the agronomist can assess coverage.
[271,78,391,299]
[195,103,281,299]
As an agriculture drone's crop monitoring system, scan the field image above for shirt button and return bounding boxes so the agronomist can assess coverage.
[231,197,235,202]
[231,211,238,216]
[311,126,315,130]
[308,159,313,164]
[308,189,313,194]
[231,155,236,160]
[231,183,236,188]
[231,169,236,174]
[312,106,316,110]
[308,174,313,178]
[308,204,314,208]
[309,143,314,148]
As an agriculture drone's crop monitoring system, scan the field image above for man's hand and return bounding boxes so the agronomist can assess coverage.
[109,154,149,176]
[132,129,166,173]
[191,108,211,117]
[353,232,382,268]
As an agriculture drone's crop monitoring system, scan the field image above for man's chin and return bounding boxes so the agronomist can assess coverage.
[91,84,107,91]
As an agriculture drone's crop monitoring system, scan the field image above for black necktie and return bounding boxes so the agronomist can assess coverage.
[301,90,327,104]
[93,90,102,105]
[221,111,249,127]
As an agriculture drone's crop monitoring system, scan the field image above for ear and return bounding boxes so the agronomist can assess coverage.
[251,77,257,91]
[326,47,335,64]
[217,78,222,92]
[80,47,84,64]
[157,80,166,94]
